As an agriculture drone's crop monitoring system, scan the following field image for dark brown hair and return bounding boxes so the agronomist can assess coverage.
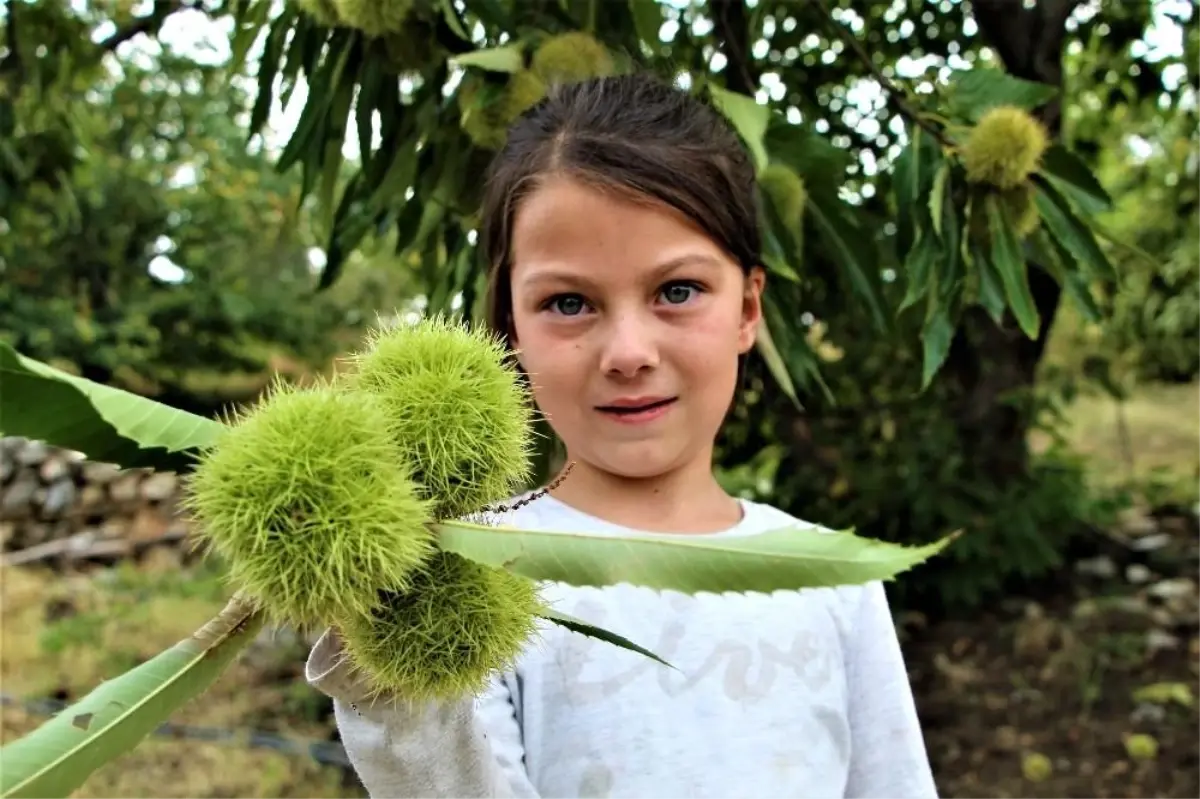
[480,73,763,345]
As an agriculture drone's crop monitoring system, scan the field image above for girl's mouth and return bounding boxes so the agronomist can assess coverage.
[596,397,677,423]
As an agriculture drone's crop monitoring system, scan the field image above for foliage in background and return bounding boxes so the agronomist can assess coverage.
[1,0,1194,618]
[0,0,415,416]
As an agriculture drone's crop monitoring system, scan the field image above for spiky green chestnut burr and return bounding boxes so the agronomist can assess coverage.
[183,380,435,627]
[346,316,534,519]
[332,0,413,37]
[1000,182,1040,238]
[295,0,341,26]
[961,105,1048,190]
[338,552,542,702]
[531,32,614,84]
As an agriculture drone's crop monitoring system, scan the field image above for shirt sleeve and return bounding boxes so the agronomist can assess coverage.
[305,627,541,799]
[842,581,939,799]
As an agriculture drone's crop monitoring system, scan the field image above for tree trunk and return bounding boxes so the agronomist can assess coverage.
[942,0,1080,482]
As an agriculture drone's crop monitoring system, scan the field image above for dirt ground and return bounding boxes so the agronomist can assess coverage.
[905,508,1200,799]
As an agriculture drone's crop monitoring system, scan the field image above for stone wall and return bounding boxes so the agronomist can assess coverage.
[0,437,195,567]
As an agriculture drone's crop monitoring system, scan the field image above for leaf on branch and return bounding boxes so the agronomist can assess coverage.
[1033,177,1116,281]
[707,84,770,173]
[434,520,958,594]
[920,304,955,391]
[754,315,803,410]
[945,68,1058,122]
[0,343,224,472]
[806,191,887,331]
[0,598,264,799]
[450,44,525,73]
[539,608,675,669]
[985,193,1040,338]
[1031,228,1103,323]
[900,228,940,314]
[761,282,834,405]
[971,241,1008,325]
[929,162,950,238]
[1038,144,1113,216]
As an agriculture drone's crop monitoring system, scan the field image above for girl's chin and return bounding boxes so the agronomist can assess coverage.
[566,442,702,483]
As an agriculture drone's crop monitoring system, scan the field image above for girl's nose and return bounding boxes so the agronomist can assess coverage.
[598,313,660,378]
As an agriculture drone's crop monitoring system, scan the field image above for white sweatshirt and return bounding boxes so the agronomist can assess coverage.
[306,495,938,799]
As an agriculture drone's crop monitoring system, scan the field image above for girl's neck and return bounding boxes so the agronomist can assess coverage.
[546,452,742,534]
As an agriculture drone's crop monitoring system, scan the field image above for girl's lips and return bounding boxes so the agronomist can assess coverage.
[596,397,677,424]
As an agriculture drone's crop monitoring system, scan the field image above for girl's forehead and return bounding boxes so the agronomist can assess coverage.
[511,176,727,268]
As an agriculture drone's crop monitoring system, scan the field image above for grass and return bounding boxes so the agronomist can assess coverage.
[1035,306,1198,504]
[1035,380,1199,494]
[0,558,359,799]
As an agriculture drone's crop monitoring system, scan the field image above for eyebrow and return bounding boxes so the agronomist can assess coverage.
[516,253,727,291]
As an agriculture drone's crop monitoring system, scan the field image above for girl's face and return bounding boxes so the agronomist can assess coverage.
[508,175,764,482]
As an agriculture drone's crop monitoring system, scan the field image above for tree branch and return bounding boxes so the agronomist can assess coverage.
[712,0,758,97]
[809,0,954,148]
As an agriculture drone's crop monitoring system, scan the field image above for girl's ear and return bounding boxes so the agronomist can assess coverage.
[737,266,766,354]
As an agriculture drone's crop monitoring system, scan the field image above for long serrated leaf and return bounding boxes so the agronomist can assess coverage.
[807,195,887,330]
[450,44,524,73]
[538,608,675,669]
[899,227,939,313]
[1031,228,1102,323]
[919,304,954,391]
[0,343,223,472]
[946,68,1057,121]
[434,521,958,594]
[754,314,802,410]
[985,194,1040,338]
[247,8,296,140]
[1033,177,1116,281]
[929,162,950,237]
[761,283,833,404]
[708,84,770,172]
[0,598,264,799]
[1038,144,1112,215]
[763,116,850,189]
[628,0,665,46]
[971,241,1007,324]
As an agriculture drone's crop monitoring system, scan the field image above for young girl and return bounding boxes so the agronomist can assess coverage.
[306,73,938,799]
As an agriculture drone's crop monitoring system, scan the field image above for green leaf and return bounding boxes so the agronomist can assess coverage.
[450,44,525,73]
[929,162,950,237]
[1033,177,1116,281]
[434,521,958,594]
[985,194,1040,338]
[972,242,1008,324]
[1038,144,1112,216]
[764,116,850,189]
[707,84,770,173]
[247,8,296,139]
[628,0,665,45]
[806,193,887,331]
[899,228,940,313]
[945,68,1058,121]
[1031,228,1102,323]
[0,344,224,472]
[0,598,264,799]
[439,0,470,40]
[761,282,834,405]
[539,608,675,669]
[754,315,802,411]
[890,130,941,254]
[919,305,954,391]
